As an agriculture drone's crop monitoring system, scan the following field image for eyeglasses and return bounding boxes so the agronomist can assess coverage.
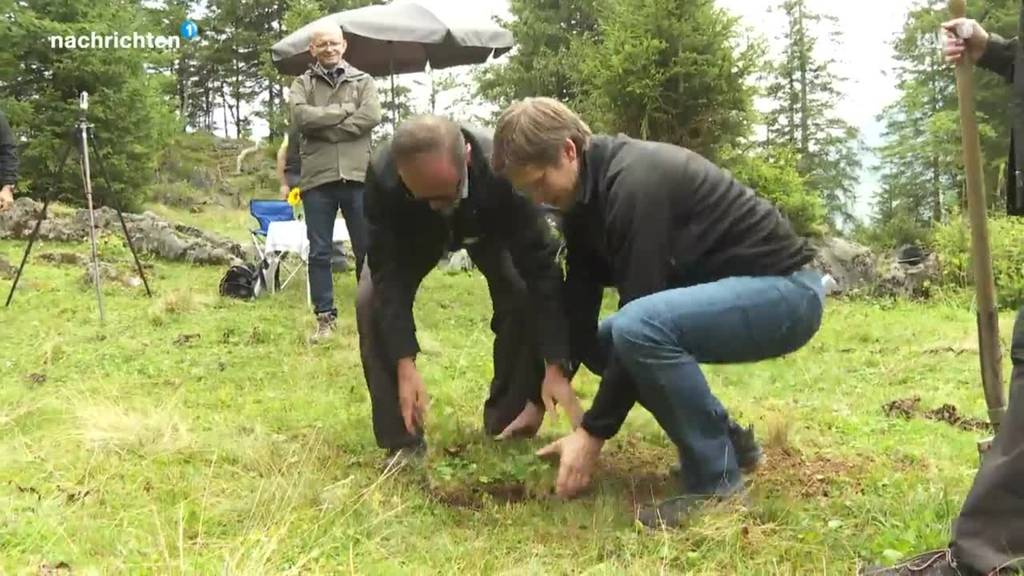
[313,40,344,50]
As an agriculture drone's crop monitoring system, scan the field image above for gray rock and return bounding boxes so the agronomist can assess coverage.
[0,255,16,279]
[0,198,245,265]
[812,237,877,295]
[874,252,940,299]
[81,261,141,289]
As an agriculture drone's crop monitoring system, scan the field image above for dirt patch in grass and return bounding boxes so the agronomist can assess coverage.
[883,396,922,420]
[883,396,990,432]
[432,480,530,509]
[923,404,989,432]
[756,447,863,499]
[601,435,676,507]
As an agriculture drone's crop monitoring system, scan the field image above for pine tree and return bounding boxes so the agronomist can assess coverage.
[476,0,601,107]
[873,0,1015,233]
[0,0,177,209]
[569,0,760,161]
[762,0,862,226]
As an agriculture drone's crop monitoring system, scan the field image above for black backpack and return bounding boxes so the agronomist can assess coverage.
[219,264,264,300]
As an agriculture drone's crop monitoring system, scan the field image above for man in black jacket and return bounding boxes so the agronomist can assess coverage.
[0,110,17,211]
[493,97,825,528]
[357,115,582,464]
[862,14,1024,576]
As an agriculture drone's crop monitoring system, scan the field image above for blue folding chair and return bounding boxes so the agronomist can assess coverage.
[249,199,304,296]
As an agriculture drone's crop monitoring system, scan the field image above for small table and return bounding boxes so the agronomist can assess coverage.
[263,219,351,300]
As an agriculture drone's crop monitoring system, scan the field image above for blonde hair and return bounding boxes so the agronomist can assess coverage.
[492,97,592,174]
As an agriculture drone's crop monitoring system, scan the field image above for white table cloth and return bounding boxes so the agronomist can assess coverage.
[265,219,350,260]
[262,219,351,299]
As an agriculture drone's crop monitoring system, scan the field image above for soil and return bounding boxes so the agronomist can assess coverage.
[883,396,990,432]
[432,480,530,510]
[756,447,862,499]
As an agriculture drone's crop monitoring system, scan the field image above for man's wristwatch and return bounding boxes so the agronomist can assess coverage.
[547,358,576,379]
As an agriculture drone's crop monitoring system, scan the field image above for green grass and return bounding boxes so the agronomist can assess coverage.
[143,203,257,244]
[0,206,1016,574]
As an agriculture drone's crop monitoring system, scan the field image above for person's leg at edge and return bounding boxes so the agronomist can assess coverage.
[947,304,1024,574]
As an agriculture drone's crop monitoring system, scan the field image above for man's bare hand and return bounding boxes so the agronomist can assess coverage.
[280,184,291,200]
[397,358,428,434]
[0,185,13,212]
[536,427,604,499]
[942,18,990,64]
[540,364,583,429]
[496,401,544,440]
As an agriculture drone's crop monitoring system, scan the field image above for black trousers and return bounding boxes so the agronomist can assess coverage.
[355,240,544,450]
[951,306,1024,573]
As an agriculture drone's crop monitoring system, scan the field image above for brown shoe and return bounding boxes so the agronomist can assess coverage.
[310,312,336,343]
[860,549,977,576]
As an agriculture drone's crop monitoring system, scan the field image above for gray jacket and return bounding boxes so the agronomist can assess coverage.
[289,62,381,190]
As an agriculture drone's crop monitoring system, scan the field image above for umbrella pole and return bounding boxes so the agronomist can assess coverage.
[389,44,397,133]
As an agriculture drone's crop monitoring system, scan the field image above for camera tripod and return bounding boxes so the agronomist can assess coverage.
[5,91,152,321]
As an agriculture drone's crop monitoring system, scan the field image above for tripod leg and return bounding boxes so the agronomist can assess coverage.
[87,129,153,297]
[79,122,105,323]
[5,134,77,308]
[5,196,52,308]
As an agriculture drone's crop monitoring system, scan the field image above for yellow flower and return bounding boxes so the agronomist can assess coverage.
[287,187,301,206]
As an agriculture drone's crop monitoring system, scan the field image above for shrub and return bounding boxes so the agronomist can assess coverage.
[932,213,1024,309]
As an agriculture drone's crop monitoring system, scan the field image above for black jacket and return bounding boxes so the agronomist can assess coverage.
[364,125,570,366]
[568,135,815,439]
[0,111,17,187]
[977,7,1024,216]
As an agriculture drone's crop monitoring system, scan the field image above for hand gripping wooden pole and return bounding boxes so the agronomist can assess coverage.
[950,0,1006,443]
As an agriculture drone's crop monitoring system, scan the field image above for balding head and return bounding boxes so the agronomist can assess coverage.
[307,21,346,68]
[393,116,470,214]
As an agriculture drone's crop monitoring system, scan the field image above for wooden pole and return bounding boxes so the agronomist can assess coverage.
[950,0,1006,436]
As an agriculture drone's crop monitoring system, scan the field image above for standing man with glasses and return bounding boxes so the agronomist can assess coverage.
[290,22,381,342]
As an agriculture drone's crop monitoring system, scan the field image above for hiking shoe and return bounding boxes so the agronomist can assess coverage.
[637,480,748,529]
[310,312,336,343]
[728,420,764,472]
[860,549,977,576]
[670,419,764,478]
[382,442,427,473]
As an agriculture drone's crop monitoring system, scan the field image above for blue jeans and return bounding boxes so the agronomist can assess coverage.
[597,270,824,494]
[302,180,368,317]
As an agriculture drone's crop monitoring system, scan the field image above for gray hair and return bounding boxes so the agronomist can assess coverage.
[392,115,466,169]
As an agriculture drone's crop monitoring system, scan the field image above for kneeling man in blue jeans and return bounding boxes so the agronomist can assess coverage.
[492,97,825,528]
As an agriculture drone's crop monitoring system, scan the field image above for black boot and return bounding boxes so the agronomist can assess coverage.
[670,418,764,477]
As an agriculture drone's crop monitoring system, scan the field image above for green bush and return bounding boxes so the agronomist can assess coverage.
[932,214,1024,309]
[722,146,827,238]
[852,212,933,251]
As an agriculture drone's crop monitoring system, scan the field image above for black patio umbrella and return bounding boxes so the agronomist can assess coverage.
[270,1,513,80]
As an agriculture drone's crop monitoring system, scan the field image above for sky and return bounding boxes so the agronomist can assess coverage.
[717,0,920,220]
